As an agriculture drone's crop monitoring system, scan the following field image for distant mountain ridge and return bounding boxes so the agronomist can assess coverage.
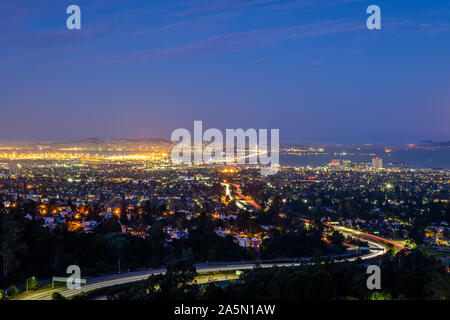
[48,137,169,145]
[420,140,450,147]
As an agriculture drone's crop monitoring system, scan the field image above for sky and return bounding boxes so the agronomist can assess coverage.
[0,0,449,143]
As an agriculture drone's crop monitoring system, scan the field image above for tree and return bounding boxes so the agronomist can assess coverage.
[7,285,19,297]
[25,277,40,290]
[427,273,450,300]
[94,218,121,234]
[163,258,198,291]
[0,214,27,278]
[369,291,392,300]
[104,233,130,264]
[180,248,194,262]
[269,195,280,213]
[408,220,425,245]
[52,292,66,300]
[330,231,345,246]
[199,282,225,300]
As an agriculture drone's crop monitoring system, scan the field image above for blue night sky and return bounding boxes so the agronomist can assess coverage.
[0,0,449,143]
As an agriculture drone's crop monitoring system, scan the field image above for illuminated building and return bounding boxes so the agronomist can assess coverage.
[329,159,341,168]
[9,162,17,175]
[342,160,351,168]
[372,157,383,170]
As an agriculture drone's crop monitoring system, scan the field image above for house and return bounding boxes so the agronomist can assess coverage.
[251,237,261,254]
[83,221,98,232]
[236,236,249,248]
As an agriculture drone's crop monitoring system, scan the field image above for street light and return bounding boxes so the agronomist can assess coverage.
[26,276,36,292]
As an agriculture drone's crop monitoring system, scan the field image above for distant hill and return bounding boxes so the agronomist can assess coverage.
[0,138,172,152]
[420,140,450,147]
[46,138,170,146]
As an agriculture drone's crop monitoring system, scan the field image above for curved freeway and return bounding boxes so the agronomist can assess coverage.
[333,225,405,252]
[13,186,404,301]
[14,227,393,300]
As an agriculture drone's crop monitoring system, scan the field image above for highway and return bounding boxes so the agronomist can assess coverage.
[222,182,261,210]
[14,228,389,300]
[333,225,405,251]
[13,186,403,300]
[300,218,405,252]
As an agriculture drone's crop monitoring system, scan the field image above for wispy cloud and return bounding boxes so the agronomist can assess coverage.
[177,0,279,16]
[418,21,450,34]
[103,19,364,65]
[0,44,92,65]
[257,0,368,11]
[156,11,237,32]
[0,27,107,50]
[158,0,370,32]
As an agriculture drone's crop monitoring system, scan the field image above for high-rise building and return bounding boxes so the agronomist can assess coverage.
[329,159,341,168]
[9,163,17,175]
[372,157,383,170]
[342,160,351,168]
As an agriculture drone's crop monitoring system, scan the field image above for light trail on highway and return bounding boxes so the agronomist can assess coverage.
[15,247,384,301]
[14,187,400,301]
[15,235,387,300]
[222,182,261,210]
[301,218,405,251]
